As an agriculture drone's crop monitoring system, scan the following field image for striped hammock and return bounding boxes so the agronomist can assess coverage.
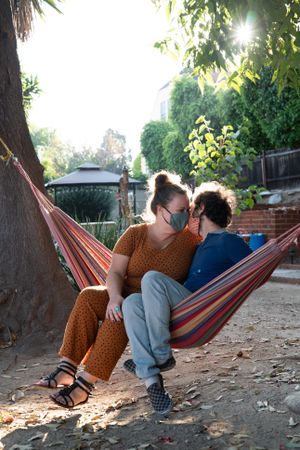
[13,159,300,349]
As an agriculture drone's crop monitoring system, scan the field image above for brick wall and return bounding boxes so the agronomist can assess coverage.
[229,205,300,261]
[230,205,300,239]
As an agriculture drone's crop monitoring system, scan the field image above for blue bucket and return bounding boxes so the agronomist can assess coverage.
[249,233,266,251]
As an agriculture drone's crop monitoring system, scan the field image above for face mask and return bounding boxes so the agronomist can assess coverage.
[163,207,189,232]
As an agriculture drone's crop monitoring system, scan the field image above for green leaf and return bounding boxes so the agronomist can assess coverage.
[42,0,63,14]
[196,116,205,124]
[205,132,214,142]
[198,76,205,94]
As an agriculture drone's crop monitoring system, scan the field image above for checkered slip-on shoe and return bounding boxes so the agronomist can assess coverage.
[147,375,173,415]
[123,356,176,377]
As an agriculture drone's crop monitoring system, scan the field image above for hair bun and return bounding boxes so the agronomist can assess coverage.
[154,172,170,189]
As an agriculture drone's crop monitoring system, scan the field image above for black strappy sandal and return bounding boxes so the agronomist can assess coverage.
[49,376,94,408]
[34,361,77,388]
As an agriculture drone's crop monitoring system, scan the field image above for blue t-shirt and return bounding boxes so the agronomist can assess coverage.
[183,231,252,292]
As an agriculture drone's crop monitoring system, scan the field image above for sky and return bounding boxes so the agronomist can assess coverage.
[18,0,182,159]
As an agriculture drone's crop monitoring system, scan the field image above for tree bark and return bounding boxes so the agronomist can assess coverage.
[0,0,76,353]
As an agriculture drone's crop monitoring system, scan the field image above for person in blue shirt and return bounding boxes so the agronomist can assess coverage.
[122,182,252,415]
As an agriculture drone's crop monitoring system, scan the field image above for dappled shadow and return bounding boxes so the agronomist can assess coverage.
[1,283,299,449]
[0,405,251,450]
[1,414,82,449]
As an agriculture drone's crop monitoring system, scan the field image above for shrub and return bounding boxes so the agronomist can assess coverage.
[56,187,114,222]
[81,219,123,251]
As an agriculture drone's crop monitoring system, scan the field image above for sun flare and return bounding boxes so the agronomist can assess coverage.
[235,23,252,45]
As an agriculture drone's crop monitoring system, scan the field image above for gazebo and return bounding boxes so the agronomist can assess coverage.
[46,163,143,216]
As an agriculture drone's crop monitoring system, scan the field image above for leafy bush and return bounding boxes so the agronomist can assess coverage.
[132,153,147,183]
[140,121,172,171]
[187,116,262,213]
[240,68,300,149]
[81,219,123,251]
[163,128,193,179]
[56,187,114,222]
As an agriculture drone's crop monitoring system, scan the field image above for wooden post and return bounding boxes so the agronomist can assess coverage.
[261,150,267,188]
[120,166,132,226]
[133,184,137,215]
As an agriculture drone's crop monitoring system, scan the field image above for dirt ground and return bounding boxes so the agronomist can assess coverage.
[0,281,300,450]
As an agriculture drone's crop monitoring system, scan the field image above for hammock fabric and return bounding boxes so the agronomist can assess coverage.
[11,158,300,349]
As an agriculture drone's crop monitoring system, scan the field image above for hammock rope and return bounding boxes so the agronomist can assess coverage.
[1,144,299,349]
[0,137,14,162]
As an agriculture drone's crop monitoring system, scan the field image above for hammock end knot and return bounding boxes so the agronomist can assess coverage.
[0,137,17,166]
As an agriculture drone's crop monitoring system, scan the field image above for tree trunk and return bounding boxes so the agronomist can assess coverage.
[0,0,76,353]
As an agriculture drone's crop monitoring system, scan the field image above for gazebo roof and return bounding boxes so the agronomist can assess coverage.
[46,163,142,187]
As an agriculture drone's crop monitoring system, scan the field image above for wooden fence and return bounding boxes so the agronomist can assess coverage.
[240,148,300,190]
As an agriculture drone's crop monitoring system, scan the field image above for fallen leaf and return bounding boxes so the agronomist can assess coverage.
[257,400,269,411]
[82,423,94,433]
[286,339,299,346]
[187,391,201,400]
[24,414,40,425]
[44,424,60,430]
[8,446,33,450]
[90,414,104,421]
[185,386,197,395]
[241,347,253,352]
[106,437,120,444]
[176,400,193,410]
[289,417,299,427]
[159,436,174,444]
[206,420,233,438]
[0,415,14,424]
[11,390,25,402]
[115,397,136,409]
[183,357,193,363]
[28,433,44,442]
[45,442,65,447]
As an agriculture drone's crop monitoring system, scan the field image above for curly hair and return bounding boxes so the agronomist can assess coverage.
[193,182,236,228]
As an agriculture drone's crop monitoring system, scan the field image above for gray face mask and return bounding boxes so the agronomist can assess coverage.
[163,207,189,232]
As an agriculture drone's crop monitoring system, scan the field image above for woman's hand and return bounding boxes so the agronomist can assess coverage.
[106,296,124,322]
[105,253,129,322]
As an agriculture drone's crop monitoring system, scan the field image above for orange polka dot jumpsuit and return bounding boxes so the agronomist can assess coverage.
[59,224,199,381]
